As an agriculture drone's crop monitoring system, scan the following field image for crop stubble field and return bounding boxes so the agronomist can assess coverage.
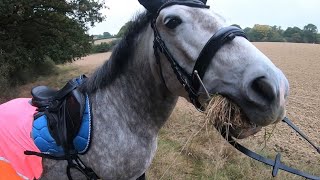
[148,43,320,179]
[253,43,320,164]
[17,42,320,179]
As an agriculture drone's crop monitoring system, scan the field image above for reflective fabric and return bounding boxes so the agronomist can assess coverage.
[0,98,42,180]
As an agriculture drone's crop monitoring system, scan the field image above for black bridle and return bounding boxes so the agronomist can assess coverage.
[151,1,246,110]
[150,1,319,179]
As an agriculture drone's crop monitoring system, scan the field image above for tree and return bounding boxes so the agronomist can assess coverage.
[303,23,318,33]
[116,21,132,38]
[303,24,318,43]
[283,27,303,42]
[103,32,112,39]
[243,27,252,34]
[0,0,105,86]
[249,24,272,42]
[243,24,318,43]
[269,26,284,42]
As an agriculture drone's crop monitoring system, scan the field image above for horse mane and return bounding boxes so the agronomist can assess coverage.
[81,11,153,93]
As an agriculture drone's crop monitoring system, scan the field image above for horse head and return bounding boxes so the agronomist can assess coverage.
[139,0,289,138]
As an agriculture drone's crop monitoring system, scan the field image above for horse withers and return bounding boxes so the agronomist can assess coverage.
[0,0,289,179]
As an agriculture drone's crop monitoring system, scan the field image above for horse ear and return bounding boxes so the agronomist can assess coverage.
[138,0,163,13]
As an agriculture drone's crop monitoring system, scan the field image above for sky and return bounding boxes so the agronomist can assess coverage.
[88,0,320,35]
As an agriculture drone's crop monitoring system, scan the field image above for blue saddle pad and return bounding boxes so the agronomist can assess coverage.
[31,94,91,156]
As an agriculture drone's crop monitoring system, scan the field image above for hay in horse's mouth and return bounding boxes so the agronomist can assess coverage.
[205,95,261,139]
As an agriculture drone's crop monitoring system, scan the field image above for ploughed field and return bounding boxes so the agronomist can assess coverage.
[18,42,320,179]
[241,43,320,179]
[253,42,320,165]
[148,42,320,179]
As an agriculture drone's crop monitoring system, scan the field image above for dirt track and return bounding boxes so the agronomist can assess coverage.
[93,38,118,45]
[71,52,111,71]
[58,43,320,170]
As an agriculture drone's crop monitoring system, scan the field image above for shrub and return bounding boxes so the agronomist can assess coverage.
[0,57,57,102]
[91,40,120,53]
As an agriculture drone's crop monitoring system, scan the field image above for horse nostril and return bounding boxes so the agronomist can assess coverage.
[251,77,276,102]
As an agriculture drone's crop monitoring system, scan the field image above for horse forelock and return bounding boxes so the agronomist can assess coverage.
[81,12,153,93]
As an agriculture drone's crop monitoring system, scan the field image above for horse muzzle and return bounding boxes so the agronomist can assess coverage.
[239,65,289,127]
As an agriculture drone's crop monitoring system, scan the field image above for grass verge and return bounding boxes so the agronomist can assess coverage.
[147,102,319,180]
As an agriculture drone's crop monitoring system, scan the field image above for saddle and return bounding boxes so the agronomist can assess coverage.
[26,75,99,179]
[31,75,86,150]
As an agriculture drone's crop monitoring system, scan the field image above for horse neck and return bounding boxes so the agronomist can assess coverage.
[89,26,178,133]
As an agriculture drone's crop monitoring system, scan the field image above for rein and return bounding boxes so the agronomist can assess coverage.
[149,1,319,179]
[222,117,320,180]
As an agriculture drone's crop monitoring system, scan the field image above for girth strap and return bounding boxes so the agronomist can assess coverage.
[25,150,100,180]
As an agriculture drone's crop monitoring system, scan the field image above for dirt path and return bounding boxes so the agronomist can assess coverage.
[70,52,112,73]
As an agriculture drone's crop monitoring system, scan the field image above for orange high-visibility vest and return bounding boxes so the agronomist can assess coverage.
[0,160,22,180]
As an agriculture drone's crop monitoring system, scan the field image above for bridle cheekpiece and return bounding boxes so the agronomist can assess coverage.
[139,0,320,179]
[148,0,247,110]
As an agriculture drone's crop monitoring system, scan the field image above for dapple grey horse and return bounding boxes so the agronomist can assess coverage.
[41,1,289,179]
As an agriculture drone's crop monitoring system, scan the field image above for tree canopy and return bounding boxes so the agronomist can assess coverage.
[244,23,319,43]
[116,21,132,38]
[94,32,114,39]
[116,19,319,44]
[0,0,105,86]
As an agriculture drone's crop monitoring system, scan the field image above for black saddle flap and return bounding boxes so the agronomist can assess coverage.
[66,89,85,141]
[46,88,85,150]
[32,75,87,152]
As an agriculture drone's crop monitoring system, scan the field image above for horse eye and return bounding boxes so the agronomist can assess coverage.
[165,17,182,29]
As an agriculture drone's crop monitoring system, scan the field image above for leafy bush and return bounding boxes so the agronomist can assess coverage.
[1,57,57,85]
[0,57,57,102]
[243,24,318,43]
[0,0,104,92]
[91,40,120,53]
